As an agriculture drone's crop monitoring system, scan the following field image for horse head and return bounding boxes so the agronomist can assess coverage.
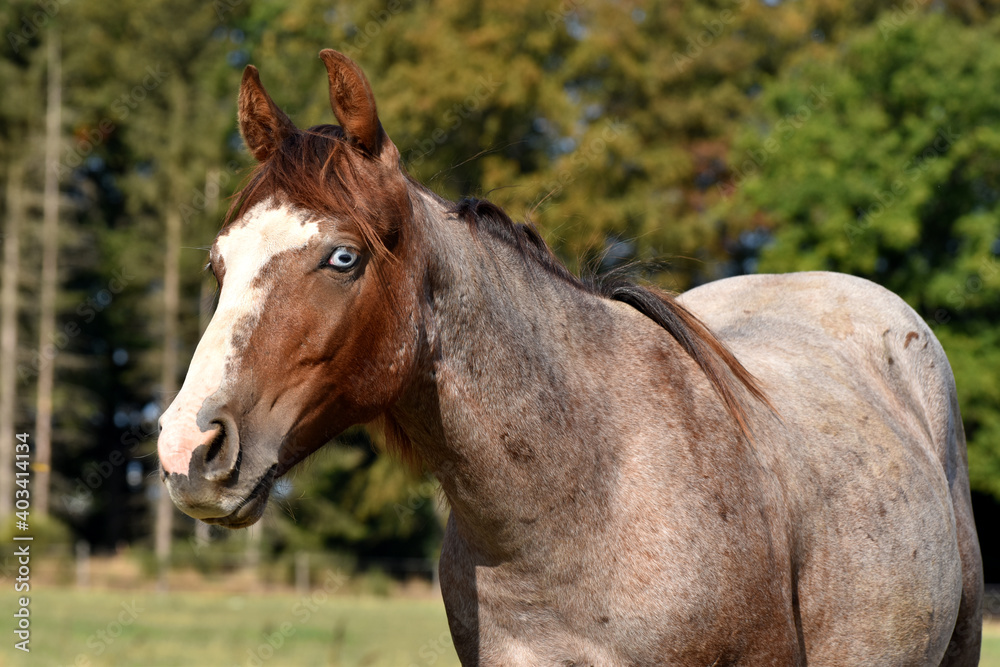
[157,50,421,528]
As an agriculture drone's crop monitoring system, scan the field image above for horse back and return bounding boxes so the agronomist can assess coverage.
[680,271,983,666]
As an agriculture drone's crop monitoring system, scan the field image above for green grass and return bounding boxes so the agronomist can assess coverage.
[0,588,460,666]
[984,621,1000,667]
[2,588,998,666]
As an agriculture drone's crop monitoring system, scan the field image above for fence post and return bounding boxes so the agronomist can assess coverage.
[295,551,309,595]
[75,540,89,589]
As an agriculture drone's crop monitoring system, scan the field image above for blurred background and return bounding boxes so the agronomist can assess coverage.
[0,0,998,664]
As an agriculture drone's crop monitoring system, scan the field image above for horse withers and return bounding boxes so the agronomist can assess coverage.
[157,50,983,665]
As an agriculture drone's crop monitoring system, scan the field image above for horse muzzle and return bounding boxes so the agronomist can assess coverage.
[165,465,276,529]
[158,409,276,528]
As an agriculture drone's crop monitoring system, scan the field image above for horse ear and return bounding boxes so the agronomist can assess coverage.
[238,65,296,162]
[319,49,390,158]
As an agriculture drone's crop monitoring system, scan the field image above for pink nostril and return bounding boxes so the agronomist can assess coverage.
[204,425,226,464]
[199,421,240,483]
[159,423,226,477]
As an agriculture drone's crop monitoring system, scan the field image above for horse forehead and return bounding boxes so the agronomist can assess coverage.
[215,201,321,276]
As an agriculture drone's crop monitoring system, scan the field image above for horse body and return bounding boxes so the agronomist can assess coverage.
[682,272,982,666]
[393,191,795,665]
[156,50,982,666]
[400,191,979,665]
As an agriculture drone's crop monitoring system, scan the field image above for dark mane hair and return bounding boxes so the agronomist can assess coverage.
[453,198,584,287]
[453,197,771,438]
[225,124,409,256]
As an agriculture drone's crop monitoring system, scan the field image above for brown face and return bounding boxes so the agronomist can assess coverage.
[157,200,417,527]
[157,49,417,528]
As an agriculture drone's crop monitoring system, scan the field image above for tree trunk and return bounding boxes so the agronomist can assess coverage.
[34,32,62,518]
[155,77,189,588]
[190,168,220,559]
[0,160,26,520]
[155,203,180,588]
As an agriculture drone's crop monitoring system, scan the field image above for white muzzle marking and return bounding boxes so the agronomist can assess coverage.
[158,201,320,475]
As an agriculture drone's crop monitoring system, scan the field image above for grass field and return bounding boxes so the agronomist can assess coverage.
[1,588,998,666]
[985,621,1000,666]
[0,588,461,666]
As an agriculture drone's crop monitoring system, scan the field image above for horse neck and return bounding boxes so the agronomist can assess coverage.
[391,190,701,560]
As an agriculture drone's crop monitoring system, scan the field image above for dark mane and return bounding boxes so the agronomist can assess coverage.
[225,124,409,256]
[454,197,771,437]
[453,198,586,288]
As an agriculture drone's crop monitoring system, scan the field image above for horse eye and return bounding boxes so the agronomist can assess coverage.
[327,246,360,271]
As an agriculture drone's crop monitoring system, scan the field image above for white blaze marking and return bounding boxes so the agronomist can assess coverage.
[158,201,320,474]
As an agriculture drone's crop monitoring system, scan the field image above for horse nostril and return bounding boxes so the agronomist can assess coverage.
[204,423,226,464]
[200,420,240,483]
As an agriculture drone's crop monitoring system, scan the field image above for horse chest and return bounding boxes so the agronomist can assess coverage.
[440,490,796,666]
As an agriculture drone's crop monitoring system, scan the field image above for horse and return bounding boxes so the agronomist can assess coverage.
[157,49,983,666]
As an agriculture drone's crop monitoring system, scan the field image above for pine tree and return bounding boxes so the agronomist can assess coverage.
[0,0,48,521]
[34,30,62,517]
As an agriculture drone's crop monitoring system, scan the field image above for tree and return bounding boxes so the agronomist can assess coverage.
[223,0,1000,564]
[721,13,1000,498]
[0,0,48,521]
[34,30,62,517]
[329,0,909,282]
[2,0,997,567]
[0,0,246,556]
[0,159,25,520]
[67,0,242,573]
[265,429,444,569]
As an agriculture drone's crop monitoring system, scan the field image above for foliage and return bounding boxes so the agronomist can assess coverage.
[0,513,71,557]
[319,0,921,280]
[0,0,998,571]
[722,13,1000,497]
[264,429,444,566]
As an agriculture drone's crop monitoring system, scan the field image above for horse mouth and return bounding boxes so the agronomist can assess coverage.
[202,465,277,529]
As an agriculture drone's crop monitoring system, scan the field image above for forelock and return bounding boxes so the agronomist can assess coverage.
[225,124,410,256]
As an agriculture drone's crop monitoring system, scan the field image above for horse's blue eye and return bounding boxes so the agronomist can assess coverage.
[328,247,359,270]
